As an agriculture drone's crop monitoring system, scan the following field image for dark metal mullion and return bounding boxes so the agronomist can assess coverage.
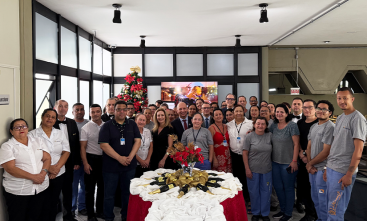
[56,14,61,100]
[111,48,114,97]
[258,50,263,102]
[234,48,238,96]
[76,26,80,102]
[90,36,94,106]
[173,49,177,81]
[203,48,207,81]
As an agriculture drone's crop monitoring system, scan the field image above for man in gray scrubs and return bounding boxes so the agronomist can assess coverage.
[324,87,366,221]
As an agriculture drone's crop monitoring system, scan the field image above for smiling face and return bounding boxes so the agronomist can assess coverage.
[250,107,259,119]
[167,110,175,122]
[177,102,188,118]
[226,94,235,108]
[127,104,135,117]
[106,99,116,115]
[260,106,270,119]
[260,102,268,107]
[114,103,127,121]
[55,100,68,118]
[213,110,224,123]
[238,97,247,108]
[254,119,267,133]
[72,105,85,120]
[135,114,147,128]
[10,120,29,140]
[226,111,234,123]
[202,103,211,116]
[90,106,102,122]
[156,110,166,125]
[149,106,157,117]
[337,90,354,110]
[42,110,57,128]
[316,103,332,120]
[249,97,258,106]
[188,104,197,116]
[196,100,203,110]
[268,104,275,115]
[302,101,315,118]
[234,106,244,121]
[144,108,152,122]
[275,107,288,122]
[191,113,203,128]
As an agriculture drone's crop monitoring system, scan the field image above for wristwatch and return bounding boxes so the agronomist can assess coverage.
[42,169,49,174]
[302,151,307,156]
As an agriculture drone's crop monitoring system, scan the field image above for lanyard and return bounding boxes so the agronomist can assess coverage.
[141,132,145,146]
[214,123,226,141]
[236,122,243,137]
[192,128,202,144]
[112,119,126,138]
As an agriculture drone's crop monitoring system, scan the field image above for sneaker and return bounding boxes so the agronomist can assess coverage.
[300,214,315,221]
[272,211,285,219]
[262,216,270,221]
[251,215,261,221]
[280,215,293,221]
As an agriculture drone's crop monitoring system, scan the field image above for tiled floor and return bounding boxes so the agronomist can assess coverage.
[57,207,305,221]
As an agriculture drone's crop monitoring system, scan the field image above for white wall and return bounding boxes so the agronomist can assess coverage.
[0,0,21,220]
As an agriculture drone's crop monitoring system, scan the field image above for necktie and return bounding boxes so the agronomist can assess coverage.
[183,119,188,130]
[205,118,209,128]
[57,120,67,124]
[294,115,300,119]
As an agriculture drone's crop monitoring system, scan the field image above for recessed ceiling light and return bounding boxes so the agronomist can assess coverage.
[324,41,330,44]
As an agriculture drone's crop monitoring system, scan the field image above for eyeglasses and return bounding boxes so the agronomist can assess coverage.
[13,125,28,131]
[260,110,269,113]
[126,108,134,110]
[302,106,314,110]
[315,107,330,113]
[116,108,127,112]
[226,98,235,101]
[202,107,210,110]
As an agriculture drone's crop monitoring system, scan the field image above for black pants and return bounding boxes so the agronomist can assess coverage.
[84,153,104,218]
[230,150,250,203]
[3,187,49,221]
[135,165,150,178]
[297,160,317,217]
[45,173,65,220]
[62,165,74,219]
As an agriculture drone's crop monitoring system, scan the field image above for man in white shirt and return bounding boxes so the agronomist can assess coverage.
[292,97,304,123]
[202,103,212,128]
[80,104,105,221]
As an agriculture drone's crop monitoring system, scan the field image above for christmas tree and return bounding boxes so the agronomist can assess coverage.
[117,66,148,112]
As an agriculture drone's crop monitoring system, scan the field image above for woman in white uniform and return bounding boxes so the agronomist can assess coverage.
[29,108,70,220]
[0,118,51,221]
[134,113,153,177]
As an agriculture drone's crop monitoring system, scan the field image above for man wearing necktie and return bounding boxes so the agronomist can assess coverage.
[53,100,80,221]
[172,102,193,141]
[101,98,116,122]
[291,97,304,124]
[202,103,212,128]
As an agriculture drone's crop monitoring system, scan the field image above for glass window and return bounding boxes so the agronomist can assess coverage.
[218,85,233,105]
[93,80,103,108]
[93,44,103,75]
[61,27,77,68]
[35,13,58,63]
[145,54,173,77]
[61,76,78,119]
[103,83,110,104]
[79,36,91,72]
[103,49,112,76]
[177,54,203,76]
[147,85,161,105]
[114,54,143,77]
[207,54,234,76]
[238,53,258,76]
[237,83,259,109]
[80,81,90,118]
[114,84,124,96]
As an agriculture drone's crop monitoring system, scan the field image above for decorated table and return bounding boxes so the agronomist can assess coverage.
[127,168,248,221]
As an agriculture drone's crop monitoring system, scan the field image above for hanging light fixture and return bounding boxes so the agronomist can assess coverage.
[259,3,269,23]
[235,35,241,47]
[140,36,146,48]
[112,4,122,23]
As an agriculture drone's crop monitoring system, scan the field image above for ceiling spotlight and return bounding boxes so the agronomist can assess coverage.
[140,36,146,48]
[324,41,330,44]
[259,3,269,23]
[235,35,241,47]
[112,4,122,23]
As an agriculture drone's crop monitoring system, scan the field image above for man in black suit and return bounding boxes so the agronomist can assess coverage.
[171,102,192,141]
[54,100,80,221]
[126,102,135,121]
[101,98,116,122]
[201,103,212,128]
[221,93,236,122]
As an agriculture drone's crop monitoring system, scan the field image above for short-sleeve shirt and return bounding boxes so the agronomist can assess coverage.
[269,121,300,164]
[0,136,50,195]
[144,121,154,131]
[226,118,253,155]
[98,118,141,172]
[76,119,89,134]
[136,128,153,164]
[308,120,335,171]
[29,127,70,177]
[80,121,105,155]
[181,127,214,160]
[327,110,367,174]
[243,132,273,174]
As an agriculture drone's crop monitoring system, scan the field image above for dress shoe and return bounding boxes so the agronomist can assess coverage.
[78,209,88,216]
[270,205,278,211]
[295,202,305,213]
[95,212,104,219]
[262,216,270,221]
[251,215,261,221]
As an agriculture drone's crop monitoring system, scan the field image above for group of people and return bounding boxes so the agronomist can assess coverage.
[0,87,365,221]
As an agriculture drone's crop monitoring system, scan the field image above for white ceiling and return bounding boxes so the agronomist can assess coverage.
[37,0,365,47]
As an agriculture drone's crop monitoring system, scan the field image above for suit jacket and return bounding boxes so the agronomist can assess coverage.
[172,116,193,142]
[54,117,81,168]
[202,115,213,128]
[101,113,114,122]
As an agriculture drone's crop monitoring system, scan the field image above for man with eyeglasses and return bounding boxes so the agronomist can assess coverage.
[221,93,236,116]
[260,106,273,128]
[296,99,318,220]
[126,102,135,120]
[324,87,366,220]
[102,98,116,122]
[249,96,258,107]
[305,100,335,221]
[98,100,141,221]
[201,103,212,128]
[292,97,304,123]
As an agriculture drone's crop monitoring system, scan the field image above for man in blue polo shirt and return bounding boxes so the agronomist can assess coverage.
[98,100,141,221]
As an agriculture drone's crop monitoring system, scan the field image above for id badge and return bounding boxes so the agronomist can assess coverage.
[120,138,125,146]
[236,137,241,144]
[222,140,228,146]
[194,145,199,150]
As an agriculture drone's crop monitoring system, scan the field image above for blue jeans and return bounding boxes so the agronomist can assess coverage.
[103,168,136,220]
[247,171,272,216]
[272,162,298,217]
[309,170,328,221]
[194,159,211,170]
[326,168,356,221]
[72,164,86,211]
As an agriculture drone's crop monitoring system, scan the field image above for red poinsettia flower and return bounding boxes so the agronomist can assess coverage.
[125,74,135,84]
[137,78,143,83]
[117,94,122,99]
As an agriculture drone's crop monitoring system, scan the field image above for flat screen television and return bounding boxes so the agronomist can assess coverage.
[161,82,218,106]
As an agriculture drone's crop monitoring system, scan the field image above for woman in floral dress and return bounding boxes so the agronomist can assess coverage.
[208,108,232,173]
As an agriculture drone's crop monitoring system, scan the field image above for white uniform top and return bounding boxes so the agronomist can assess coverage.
[226,118,253,155]
[29,127,70,177]
[80,120,105,155]
[0,136,50,195]
[136,128,153,165]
